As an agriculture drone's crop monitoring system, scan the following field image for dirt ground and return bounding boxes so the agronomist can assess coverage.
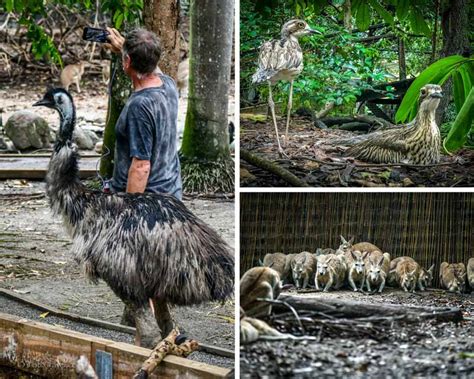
[241,288,474,378]
[0,180,235,353]
[240,116,474,187]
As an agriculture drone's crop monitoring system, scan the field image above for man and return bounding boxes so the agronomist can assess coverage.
[105,27,182,199]
[104,27,182,346]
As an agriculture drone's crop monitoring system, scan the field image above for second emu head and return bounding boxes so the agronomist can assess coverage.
[33,88,76,145]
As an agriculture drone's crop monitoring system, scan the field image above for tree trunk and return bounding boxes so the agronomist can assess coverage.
[398,37,406,80]
[343,0,352,31]
[99,57,132,178]
[143,0,180,79]
[180,0,234,193]
[436,0,470,124]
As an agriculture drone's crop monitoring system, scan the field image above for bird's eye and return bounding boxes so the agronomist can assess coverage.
[421,89,426,96]
[299,22,305,27]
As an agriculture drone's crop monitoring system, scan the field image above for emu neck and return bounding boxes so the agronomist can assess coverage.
[57,102,76,143]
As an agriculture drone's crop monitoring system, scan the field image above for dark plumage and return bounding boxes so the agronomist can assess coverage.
[347,84,443,165]
[33,88,234,337]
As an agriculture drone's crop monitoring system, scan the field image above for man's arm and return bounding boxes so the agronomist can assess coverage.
[127,157,151,193]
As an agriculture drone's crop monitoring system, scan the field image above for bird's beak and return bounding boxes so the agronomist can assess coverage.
[430,92,443,99]
[307,28,321,35]
[33,98,53,107]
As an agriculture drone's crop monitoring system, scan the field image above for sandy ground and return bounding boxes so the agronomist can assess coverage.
[241,288,474,377]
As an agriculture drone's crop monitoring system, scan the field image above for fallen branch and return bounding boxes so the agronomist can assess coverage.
[240,149,310,187]
[275,294,463,323]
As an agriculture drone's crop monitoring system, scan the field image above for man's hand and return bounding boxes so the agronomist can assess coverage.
[127,158,150,193]
[104,27,125,54]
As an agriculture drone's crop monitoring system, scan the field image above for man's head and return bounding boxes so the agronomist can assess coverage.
[122,28,161,78]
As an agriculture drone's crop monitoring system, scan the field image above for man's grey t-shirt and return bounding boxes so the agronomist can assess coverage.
[111,74,182,199]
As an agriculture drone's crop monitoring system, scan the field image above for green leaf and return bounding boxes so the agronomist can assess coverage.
[410,8,431,36]
[395,55,472,123]
[6,0,14,12]
[115,13,124,29]
[396,0,410,20]
[368,0,394,25]
[452,71,465,113]
[355,1,371,31]
[444,87,474,152]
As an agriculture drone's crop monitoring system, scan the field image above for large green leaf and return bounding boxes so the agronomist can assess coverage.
[354,0,371,31]
[395,55,472,123]
[452,71,465,113]
[368,0,394,25]
[444,87,474,152]
[396,0,410,20]
[409,8,431,36]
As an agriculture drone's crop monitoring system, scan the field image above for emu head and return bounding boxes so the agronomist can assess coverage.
[281,19,319,39]
[33,88,76,145]
[418,84,443,113]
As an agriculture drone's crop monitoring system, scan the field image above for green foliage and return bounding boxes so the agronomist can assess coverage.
[444,87,474,152]
[2,0,143,65]
[395,56,474,122]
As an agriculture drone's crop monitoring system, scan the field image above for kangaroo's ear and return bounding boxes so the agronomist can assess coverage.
[349,236,354,244]
[428,264,435,273]
[258,259,263,266]
[326,257,332,264]
[340,235,347,244]
[378,256,384,266]
[362,251,369,259]
[351,250,357,260]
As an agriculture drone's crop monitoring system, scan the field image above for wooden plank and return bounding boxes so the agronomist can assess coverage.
[0,312,230,378]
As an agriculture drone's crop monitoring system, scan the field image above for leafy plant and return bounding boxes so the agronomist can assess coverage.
[444,87,474,152]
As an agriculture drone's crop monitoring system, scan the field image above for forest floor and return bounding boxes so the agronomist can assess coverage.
[240,115,474,187]
[0,180,235,367]
[241,288,474,378]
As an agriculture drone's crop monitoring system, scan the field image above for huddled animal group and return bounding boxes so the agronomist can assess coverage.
[257,236,473,295]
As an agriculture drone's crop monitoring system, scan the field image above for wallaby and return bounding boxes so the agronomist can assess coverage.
[440,262,466,294]
[316,247,336,255]
[336,235,354,254]
[101,61,110,84]
[468,258,474,290]
[365,251,390,293]
[291,251,316,289]
[389,256,433,291]
[315,254,346,292]
[60,61,86,93]
[345,250,369,291]
[240,267,282,318]
[393,257,420,293]
[177,57,189,97]
[262,252,289,282]
[418,263,435,290]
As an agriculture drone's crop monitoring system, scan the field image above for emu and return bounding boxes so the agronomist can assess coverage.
[33,88,234,344]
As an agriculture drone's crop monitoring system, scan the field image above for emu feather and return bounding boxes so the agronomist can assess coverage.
[34,88,234,310]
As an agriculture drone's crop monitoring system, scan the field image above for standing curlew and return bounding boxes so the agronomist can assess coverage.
[252,19,319,156]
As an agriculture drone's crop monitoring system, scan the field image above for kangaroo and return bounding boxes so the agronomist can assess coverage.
[101,61,110,84]
[389,256,433,291]
[60,61,86,93]
[440,262,466,294]
[345,250,369,291]
[315,254,346,292]
[393,257,420,293]
[418,263,435,290]
[262,252,289,282]
[468,258,474,290]
[240,267,282,318]
[336,235,354,254]
[365,251,390,293]
[291,251,316,289]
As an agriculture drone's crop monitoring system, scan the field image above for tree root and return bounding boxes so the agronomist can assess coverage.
[181,157,235,194]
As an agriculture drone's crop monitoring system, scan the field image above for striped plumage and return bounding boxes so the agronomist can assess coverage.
[252,19,318,155]
[347,84,443,165]
[33,88,234,339]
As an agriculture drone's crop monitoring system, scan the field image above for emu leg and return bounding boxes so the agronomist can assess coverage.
[284,80,294,142]
[268,82,286,157]
[152,298,175,339]
[123,303,161,348]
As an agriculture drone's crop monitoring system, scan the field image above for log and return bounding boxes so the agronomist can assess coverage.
[275,294,463,323]
[240,149,310,187]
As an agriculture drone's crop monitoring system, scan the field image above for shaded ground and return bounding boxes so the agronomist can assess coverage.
[240,116,474,187]
[0,180,235,367]
[241,289,474,378]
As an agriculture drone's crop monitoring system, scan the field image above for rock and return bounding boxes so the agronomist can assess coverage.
[94,141,103,154]
[73,126,98,150]
[0,134,17,152]
[4,111,54,150]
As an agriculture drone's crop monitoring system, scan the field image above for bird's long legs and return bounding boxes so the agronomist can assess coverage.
[152,298,175,339]
[268,82,286,157]
[285,80,294,143]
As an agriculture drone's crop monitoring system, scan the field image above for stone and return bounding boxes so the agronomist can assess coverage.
[73,126,99,150]
[4,111,54,150]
